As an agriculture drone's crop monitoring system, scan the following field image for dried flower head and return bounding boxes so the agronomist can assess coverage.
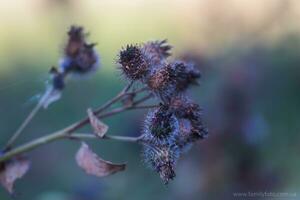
[42,26,100,109]
[147,65,171,90]
[118,44,149,80]
[142,143,178,184]
[60,25,100,75]
[142,40,172,66]
[146,64,177,102]
[146,61,201,102]
[170,96,208,147]
[142,104,179,143]
[65,26,85,58]
[169,61,201,92]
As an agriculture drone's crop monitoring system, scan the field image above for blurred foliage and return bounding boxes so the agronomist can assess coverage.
[0,0,300,199]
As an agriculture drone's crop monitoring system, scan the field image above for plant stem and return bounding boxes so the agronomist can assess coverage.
[0,131,142,162]
[69,133,142,143]
[4,89,52,151]
[0,101,156,163]
[4,83,136,151]
[66,93,153,133]
[0,130,66,162]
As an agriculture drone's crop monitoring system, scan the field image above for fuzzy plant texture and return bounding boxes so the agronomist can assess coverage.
[118,41,208,184]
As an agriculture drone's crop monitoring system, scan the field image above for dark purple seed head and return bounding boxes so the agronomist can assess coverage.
[170,95,208,145]
[65,25,86,58]
[142,40,172,66]
[118,44,149,80]
[169,61,201,92]
[147,66,171,91]
[142,143,178,184]
[142,104,179,143]
[60,26,100,75]
[73,43,99,73]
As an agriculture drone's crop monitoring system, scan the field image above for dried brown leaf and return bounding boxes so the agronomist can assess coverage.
[0,157,30,194]
[75,142,125,177]
[87,108,108,138]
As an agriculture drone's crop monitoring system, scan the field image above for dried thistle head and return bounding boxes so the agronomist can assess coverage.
[142,40,172,66]
[142,104,179,143]
[118,44,149,80]
[146,64,178,102]
[170,95,208,147]
[72,43,99,73]
[147,66,171,91]
[146,60,201,102]
[142,143,178,184]
[60,25,100,75]
[169,61,201,92]
[65,26,86,58]
[141,104,181,184]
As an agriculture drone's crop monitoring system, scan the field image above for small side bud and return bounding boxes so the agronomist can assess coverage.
[49,67,65,90]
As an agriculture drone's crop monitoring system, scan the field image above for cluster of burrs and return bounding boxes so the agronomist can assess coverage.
[118,41,208,184]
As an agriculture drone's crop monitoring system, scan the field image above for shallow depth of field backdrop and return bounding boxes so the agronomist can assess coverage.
[0,0,299,200]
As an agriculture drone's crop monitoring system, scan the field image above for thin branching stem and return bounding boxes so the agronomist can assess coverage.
[66,90,152,133]
[68,133,142,143]
[0,86,155,163]
[4,82,136,151]
[4,89,53,151]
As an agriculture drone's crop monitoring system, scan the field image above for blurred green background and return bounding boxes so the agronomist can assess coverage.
[0,0,300,199]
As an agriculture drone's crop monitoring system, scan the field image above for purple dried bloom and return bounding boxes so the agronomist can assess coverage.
[142,40,172,66]
[118,44,149,80]
[142,104,179,143]
[169,61,201,92]
[170,95,208,147]
[60,26,100,75]
[118,40,171,83]
[64,26,85,58]
[142,143,178,184]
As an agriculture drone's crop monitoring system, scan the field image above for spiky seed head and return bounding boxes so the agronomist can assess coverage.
[142,104,179,143]
[142,40,172,66]
[118,45,149,80]
[169,61,201,92]
[147,66,171,91]
[170,95,208,146]
[142,144,178,184]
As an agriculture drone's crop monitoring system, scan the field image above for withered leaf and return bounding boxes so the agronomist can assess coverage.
[87,108,108,138]
[75,142,125,177]
[0,157,30,194]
